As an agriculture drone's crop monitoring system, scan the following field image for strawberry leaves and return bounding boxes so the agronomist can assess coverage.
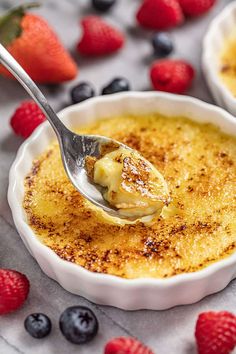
[0,3,39,47]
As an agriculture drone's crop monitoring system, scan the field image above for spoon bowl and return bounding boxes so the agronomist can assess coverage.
[59,129,131,217]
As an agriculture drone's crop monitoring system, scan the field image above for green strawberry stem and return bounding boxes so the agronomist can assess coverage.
[0,2,40,47]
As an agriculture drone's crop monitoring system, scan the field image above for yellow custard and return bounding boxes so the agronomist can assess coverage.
[23,114,236,279]
[90,147,170,218]
[220,31,236,96]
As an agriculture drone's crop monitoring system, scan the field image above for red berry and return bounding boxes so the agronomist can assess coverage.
[150,59,195,94]
[136,0,184,30]
[104,337,154,354]
[178,0,216,17]
[0,269,30,315]
[195,311,236,354]
[0,6,78,84]
[10,101,46,139]
[77,16,124,56]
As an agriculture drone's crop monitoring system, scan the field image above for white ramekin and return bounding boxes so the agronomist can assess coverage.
[203,2,236,116]
[8,92,236,310]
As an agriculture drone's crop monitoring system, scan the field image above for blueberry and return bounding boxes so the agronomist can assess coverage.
[102,77,130,95]
[59,306,99,344]
[24,313,52,339]
[71,82,95,104]
[92,0,116,12]
[152,32,174,57]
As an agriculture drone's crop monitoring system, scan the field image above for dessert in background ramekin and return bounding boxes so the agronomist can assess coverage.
[203,2,236,116]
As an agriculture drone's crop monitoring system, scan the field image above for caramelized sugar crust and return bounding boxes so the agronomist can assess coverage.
[23,114,236,279]
[121,154,167,200]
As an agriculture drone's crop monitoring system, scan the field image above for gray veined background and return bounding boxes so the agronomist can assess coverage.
[0,0,234,353]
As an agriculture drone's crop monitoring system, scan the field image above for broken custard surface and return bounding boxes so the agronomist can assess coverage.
[86,145,170,219]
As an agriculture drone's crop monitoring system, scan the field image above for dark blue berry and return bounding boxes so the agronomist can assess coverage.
[102,77,130,95]
[24,313,52,339]
[92,0,116,12]
[152,32,174,57]
[71,82,95,104]
[59,306,98,344]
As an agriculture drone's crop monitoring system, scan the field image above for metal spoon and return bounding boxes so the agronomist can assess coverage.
[0,44,131,218]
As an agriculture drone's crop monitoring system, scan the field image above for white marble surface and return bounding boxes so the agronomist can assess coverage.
[0,0,235,353]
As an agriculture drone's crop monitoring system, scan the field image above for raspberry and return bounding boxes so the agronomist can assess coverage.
[0,269,30,315]
[150,59,195,94]
[77,16,124,56]
[104,337,154,354]
[10,101,46,138]
[179,0,216,17]
[195,311,236,354]
[136,0,184,30]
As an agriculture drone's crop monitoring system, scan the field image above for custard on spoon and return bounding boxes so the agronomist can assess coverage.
[86,144,170,219]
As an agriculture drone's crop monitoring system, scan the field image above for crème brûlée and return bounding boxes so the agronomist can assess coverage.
[23,114,236,279]
[220,30,236,96]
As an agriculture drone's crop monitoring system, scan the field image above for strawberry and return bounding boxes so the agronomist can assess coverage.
[0,269,30,315]
[136,0,184,30]
[150,59,195,94]
[77,16,124,56]
[10,101,46,138]
[178,0,216,17]
[195,311,236,354]
[0,4,78,83]
[104,337,154,354]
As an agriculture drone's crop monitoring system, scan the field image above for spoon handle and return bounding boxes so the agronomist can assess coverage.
[0,43,67,137]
